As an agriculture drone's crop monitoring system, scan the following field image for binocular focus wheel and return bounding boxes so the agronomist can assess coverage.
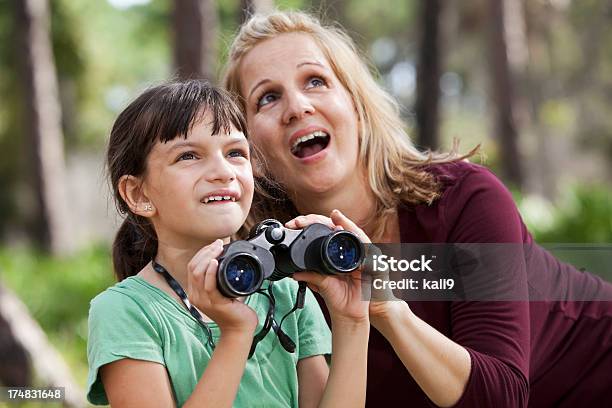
[251,219,284,237]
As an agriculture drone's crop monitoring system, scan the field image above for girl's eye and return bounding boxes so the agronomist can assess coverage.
[228,149,249,159]
[256,92,278,110]
[306,76,326,89]
[177,151,197,162]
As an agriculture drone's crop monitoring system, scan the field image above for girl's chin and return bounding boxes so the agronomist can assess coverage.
[199,223,242,240]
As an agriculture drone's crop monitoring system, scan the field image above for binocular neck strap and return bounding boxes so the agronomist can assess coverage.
[152,260,216,351]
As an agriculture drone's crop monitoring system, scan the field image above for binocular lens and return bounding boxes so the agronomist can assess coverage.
[325,233,362,272]
[224,255,261,294]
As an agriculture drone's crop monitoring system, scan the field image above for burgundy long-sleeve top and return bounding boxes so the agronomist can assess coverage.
[317,161,612,407]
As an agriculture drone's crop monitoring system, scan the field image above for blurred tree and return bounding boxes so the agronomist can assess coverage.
[173,0,218,81]
[240,0,275,24]
[415,0,445,150]
[0,280,85,406]
[14,0,73,255]
[321,0,348,26]
[487,0,524,189]
[0,293,31,387]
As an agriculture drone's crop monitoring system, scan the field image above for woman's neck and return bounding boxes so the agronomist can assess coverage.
[291,175,400,243]
[291,173,376,231]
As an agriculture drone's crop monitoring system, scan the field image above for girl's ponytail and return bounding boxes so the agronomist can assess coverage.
[112,214,157,281]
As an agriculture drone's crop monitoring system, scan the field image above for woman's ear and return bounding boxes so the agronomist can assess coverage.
[118,175,156,218]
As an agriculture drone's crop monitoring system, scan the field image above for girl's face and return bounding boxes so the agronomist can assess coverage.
[142,115,254,247]
[239,33,362,200]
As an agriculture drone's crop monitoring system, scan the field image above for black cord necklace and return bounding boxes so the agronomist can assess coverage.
[151,259,304,357]
[152,260,216,350]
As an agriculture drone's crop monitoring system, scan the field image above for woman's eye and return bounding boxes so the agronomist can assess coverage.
[256,92,278,109]
[177,151,197,161]
[306,77,326,89]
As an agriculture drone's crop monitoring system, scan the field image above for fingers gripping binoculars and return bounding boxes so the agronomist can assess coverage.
[216,219,365,298]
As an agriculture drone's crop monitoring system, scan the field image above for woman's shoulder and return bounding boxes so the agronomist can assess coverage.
[422,161,511,207]
[425,160,496,189]
[401,161,527,242]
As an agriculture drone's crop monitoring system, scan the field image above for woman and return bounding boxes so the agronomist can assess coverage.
[223,11,612,408]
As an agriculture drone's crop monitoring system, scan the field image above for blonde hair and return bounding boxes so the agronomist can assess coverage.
[223,10,478,240]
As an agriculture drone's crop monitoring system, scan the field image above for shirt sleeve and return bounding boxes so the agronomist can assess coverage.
[86,289,165,405]
[442,165,530,408]
[296,287,333,360]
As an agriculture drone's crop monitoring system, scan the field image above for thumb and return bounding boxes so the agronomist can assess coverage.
[330,209,370,243]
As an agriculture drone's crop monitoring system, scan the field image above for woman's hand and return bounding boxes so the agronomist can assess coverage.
[286,210,369,325]
[286,210,406,329]
[187,240,258,335]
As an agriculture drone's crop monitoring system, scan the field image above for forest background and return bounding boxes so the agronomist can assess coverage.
[0,0,611,406]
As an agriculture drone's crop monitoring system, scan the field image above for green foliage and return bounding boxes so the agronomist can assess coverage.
[518,184,612,243]
[0,244,115,383]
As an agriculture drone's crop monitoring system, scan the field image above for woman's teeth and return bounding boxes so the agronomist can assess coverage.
[203,195,235,203]
[291,130,329,153]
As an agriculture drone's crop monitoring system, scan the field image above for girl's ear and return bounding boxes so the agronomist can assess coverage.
[118,175,156,218]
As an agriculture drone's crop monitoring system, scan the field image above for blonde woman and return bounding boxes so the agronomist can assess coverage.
[223,10,612,408]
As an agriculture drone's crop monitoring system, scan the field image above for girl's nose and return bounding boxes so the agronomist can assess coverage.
[207,155,236,183]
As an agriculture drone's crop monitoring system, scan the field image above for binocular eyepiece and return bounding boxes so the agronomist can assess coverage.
[216,219,365,298]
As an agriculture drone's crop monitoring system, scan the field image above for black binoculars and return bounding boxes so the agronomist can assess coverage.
[216,219,365,298]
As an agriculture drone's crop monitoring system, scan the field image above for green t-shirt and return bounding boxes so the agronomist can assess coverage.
[87,276,331,407]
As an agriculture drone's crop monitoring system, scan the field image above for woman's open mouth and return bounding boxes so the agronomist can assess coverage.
[290,131,330,159]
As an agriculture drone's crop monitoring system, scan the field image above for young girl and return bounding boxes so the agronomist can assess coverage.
[86,80,369,408]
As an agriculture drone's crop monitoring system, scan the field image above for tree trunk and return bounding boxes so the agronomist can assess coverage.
[173,0,218,82]
[0,313,31,387]
[415,0,444,151]
[14,0,73,255]
[487,0,524,188]
[239,0,274,24]
[0,281,86,406]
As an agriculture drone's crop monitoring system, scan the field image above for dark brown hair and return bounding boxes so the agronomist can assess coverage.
[107,80,248,281]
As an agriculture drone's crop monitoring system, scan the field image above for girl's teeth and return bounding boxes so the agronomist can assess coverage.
[204,195,236,203]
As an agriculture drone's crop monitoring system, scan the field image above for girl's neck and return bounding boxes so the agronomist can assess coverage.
[152,236,229,290]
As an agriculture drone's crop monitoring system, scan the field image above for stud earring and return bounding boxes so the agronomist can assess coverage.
[143,203,153,212]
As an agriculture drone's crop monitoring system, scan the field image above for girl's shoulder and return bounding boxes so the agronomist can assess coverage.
[91,276,151,308]
[88,276,173,327]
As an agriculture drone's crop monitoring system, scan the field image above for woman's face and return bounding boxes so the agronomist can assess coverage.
[239,33,362,200]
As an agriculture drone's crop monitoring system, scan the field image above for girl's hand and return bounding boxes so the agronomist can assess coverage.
[187,240,258,335]
[287,210,369,325]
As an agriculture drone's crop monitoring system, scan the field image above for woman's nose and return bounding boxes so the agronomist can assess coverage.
[282,91,314,125]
